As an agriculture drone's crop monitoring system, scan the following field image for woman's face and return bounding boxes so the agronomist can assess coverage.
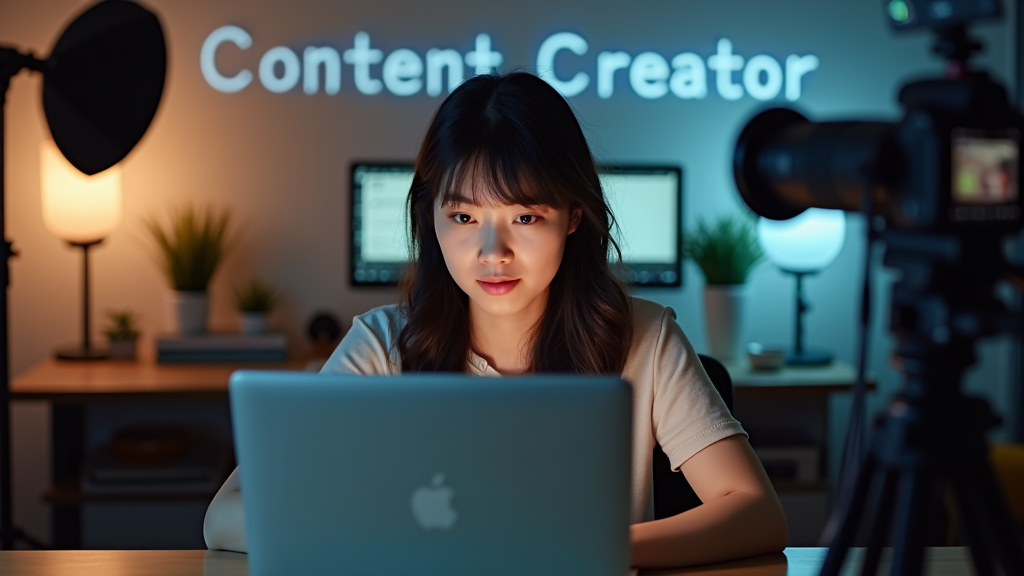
[434,177,580,319]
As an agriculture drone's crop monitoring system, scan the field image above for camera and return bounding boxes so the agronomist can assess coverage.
[731,2,1024,575]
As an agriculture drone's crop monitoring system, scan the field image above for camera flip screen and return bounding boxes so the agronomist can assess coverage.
[951,129,1019,205]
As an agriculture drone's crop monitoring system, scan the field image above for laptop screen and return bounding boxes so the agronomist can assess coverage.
[350,163,683,287]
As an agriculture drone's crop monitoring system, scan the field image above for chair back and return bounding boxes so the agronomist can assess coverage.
[652,354,734,519]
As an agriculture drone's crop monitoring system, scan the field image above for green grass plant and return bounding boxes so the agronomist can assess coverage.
[234,279,277,313]
[144,205,232,292]
[104,310,140,340]
[684,215,764,285]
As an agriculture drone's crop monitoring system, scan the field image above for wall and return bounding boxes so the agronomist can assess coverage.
[0,0,1017,545]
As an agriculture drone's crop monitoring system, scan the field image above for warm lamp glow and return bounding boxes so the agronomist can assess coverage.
[40,140,122,243]
[757,208,846,273]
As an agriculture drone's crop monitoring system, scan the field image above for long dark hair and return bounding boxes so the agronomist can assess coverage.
[397,71,633,374]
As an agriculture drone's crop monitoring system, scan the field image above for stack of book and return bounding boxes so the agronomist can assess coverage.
[155,333,287,363]
[81,438,230,495]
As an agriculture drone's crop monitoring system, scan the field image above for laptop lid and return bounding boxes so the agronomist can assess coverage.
[230,371,632,576]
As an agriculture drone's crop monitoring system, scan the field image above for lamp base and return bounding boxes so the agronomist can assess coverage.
[55,346,109,361]
[786,348,834,366]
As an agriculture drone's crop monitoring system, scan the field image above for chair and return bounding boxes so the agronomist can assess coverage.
[652,354,735,520]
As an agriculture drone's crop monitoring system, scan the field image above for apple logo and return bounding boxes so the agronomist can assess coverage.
[410,473,457,530]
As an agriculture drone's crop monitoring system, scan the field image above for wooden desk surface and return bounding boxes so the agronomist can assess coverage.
[10,357,301,401]
[724,358,876,397]
[12,356,871,401]
[0,547,974,575]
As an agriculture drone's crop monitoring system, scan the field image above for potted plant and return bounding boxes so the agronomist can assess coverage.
[684,215,763,361]
[234,279,277,335]
[145,205,231,335]
[104,310,141,361]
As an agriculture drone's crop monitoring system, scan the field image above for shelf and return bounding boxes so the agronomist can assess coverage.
[44,477,219,504]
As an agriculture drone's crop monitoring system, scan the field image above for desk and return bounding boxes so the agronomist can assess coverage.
[0,547,975,575]
[10,357,869,548]
[11,357,299,548]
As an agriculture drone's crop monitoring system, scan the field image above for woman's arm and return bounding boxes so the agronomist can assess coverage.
[204,466,247,552]
[630,434,788,567]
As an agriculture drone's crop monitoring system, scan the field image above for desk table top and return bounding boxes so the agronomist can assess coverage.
[723,358,875,396]
[10,357,301,401]
[0,547,974,575]
[12,356,872,401]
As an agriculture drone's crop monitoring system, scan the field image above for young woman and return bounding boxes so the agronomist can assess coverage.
[205,71,787,568]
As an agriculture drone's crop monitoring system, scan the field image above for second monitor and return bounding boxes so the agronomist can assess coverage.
[350,163,682,287]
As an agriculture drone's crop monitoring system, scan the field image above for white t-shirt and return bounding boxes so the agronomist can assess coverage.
[320,296,746,523]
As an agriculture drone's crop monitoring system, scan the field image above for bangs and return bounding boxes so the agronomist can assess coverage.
[434,149,571,209]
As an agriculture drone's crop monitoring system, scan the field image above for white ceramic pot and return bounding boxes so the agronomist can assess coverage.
[166,291,208,335]
[703,284,747,361]
[241,312,268,336]
[108,337,138,361]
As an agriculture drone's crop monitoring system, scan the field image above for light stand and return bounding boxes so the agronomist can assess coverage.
[54,241,108,361]
[0,0,166,549]
[0,47,49,552]
[786,270,834,365]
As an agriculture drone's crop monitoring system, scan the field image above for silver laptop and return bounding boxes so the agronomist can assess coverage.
[229,371,632,576]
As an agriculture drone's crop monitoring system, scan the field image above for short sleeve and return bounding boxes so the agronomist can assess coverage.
[319,306,403,376]
[651,307,747,470]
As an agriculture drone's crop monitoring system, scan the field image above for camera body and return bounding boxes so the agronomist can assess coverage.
[734,72,1023,236]
[734,0,1021,237]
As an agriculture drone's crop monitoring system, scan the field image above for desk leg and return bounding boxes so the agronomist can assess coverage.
[51,403,82,549]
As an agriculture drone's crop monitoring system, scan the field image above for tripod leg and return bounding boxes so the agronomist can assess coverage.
[889,468,931,576]
[950,471,996,576]
[859,468,898,576]
[819,454,877,576]
[963,458,1024,575]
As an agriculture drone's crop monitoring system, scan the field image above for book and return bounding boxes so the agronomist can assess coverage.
[156,332,287,363]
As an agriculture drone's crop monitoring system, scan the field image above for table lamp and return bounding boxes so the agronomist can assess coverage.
[757,208,846,365]
[41,140,123,360]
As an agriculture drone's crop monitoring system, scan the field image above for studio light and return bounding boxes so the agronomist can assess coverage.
[0,0,166,549]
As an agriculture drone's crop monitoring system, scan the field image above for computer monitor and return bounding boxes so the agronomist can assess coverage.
[599,165,683,287]
[350,163,415,285]
[350,163,683,287]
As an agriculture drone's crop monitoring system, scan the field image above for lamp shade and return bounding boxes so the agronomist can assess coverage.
[757,208,846,273]
[40,139,122,243]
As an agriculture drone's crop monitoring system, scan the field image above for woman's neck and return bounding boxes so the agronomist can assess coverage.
[468,292,548,375]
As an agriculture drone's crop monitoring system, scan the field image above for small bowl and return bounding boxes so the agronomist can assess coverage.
[747,343,786,371]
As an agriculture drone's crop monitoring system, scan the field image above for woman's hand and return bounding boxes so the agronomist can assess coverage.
[630,434,788,567]
[203,466,248,553]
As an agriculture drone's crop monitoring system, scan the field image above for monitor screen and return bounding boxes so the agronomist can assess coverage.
[350,163,414,285]
[599,166,682,286]
[350,163,682,287]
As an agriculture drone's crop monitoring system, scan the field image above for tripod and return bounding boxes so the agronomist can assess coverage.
[819,233,1024,576]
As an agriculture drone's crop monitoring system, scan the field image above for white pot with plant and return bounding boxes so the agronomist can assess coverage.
[104,310,141,361]
[145,205,231,336]
[235,279,277,335]
[684,215,764,361]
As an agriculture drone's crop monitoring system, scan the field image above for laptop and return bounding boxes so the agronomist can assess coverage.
[229,371,633,576]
